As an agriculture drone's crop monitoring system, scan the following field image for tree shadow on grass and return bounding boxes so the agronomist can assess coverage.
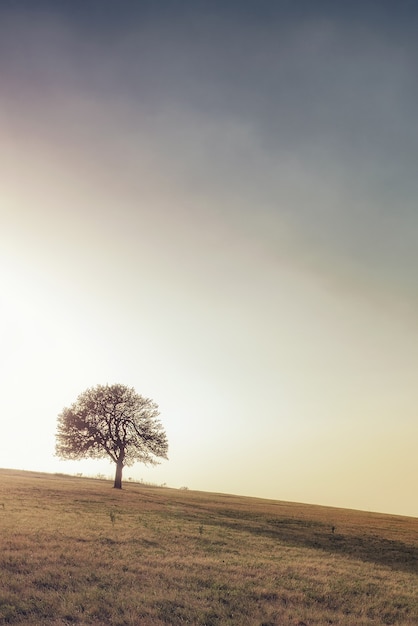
[173,501,418,575]
[216,511,418,575]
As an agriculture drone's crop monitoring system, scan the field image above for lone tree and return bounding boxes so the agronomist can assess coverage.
[55,383,168,489]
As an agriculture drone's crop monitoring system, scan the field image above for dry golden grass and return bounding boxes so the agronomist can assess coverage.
[0,468,417,625]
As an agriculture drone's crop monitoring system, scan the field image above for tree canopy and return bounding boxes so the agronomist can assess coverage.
[55,383,168,488]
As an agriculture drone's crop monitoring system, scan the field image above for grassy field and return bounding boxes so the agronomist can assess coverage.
[0,469,417,625]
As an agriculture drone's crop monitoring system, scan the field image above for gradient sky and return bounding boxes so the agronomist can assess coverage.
[1,0,418,517]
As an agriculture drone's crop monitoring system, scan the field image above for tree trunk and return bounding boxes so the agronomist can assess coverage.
[113,460,124,489]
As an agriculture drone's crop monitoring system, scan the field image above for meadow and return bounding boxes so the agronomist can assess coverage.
[0,469,417,625]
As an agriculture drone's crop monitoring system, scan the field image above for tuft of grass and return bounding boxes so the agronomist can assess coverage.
[0,468,417,624]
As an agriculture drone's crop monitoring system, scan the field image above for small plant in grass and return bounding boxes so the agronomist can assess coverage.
[1,469,418,626]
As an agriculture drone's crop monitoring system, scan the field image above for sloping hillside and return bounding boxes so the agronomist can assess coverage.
[0,469,417,625]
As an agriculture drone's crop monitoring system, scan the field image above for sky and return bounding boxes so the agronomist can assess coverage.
[1,0,418,517]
